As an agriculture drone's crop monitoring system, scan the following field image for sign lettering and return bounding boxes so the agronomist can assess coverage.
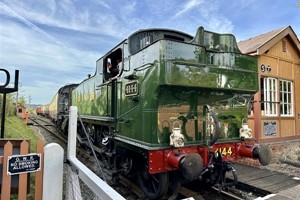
[7,153,41,175]
[125,81,138,96]
[215,147,233,157]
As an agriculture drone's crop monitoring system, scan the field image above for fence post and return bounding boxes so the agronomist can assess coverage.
[42,143,64,200]
[66,106,82,200]
[35,140,45,200]
[18,140,29,200]
[1,141,12,200]
[66,106,125,200]
[67,106,77,158]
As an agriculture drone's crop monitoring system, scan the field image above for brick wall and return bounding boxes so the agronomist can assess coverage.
[236,139,300,167]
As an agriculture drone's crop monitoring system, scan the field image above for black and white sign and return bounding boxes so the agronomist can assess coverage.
[264,121,276,136]
[260,64,271,73]
[7,153,41,175]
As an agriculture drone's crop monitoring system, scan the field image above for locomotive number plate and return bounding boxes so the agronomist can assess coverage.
[215,147,233,157]
[125,81,138,96]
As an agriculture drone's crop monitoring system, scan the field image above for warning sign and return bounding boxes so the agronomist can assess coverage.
[7,153,41,175]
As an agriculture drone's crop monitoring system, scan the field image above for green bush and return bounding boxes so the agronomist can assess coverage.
[0,93,17,117]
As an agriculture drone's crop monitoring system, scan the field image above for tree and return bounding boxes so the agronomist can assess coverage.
[18,95,27,107]
[0,93,16,117]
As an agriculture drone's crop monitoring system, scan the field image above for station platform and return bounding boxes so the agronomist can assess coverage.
[230,163,300,199]
[265,184,300,200]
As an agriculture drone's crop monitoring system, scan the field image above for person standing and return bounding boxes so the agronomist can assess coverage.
[24,111,29,124]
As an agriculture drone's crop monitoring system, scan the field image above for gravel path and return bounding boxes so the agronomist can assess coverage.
[262,146,300,178]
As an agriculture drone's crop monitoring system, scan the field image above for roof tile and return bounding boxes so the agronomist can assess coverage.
[237,26,288,54]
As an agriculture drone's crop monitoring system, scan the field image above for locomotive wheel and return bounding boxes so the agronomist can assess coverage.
[95,126,110,146]
[138,165,169,200]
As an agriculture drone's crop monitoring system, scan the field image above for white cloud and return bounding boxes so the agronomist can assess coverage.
[1,20,97,70]
[91,0,111,9]
[0,2,63,46]
[199,2,234,33]
[0,0,130,38]
[161,0,234,34]
[0,18,98,104]
[1,0,299,105]
[123,1,137,14]
[174,0,204,17]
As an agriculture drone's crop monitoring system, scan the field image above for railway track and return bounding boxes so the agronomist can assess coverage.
[28,115,144,199]
[28,115,267,200]
[29,115,67,142]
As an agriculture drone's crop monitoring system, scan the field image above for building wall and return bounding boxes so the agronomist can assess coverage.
[295,63,300,135]
[251,36,300,143]
[237,139,300,166]
[16,106,26,118]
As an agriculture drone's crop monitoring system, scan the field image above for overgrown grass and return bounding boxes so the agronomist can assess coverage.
[4,116,38,152]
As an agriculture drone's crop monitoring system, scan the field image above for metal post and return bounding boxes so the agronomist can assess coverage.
[1,93,7,138]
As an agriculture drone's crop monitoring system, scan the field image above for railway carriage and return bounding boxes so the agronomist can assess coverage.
[36,106,42,115]
[47,84,78,127]
[66,26,272,199]
[40,104,49,117]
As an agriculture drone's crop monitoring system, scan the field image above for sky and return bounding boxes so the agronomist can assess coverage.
[0,0,299,105]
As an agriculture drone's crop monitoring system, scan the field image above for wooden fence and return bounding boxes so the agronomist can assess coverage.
[0,139,44,200]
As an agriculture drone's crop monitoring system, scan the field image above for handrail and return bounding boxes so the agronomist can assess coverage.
[134,60,159,71]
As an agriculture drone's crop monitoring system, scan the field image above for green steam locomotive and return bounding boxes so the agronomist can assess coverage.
[68,26,271,199]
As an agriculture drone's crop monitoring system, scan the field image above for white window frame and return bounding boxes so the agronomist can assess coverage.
[280,80,294,116]
[263,77,278,116]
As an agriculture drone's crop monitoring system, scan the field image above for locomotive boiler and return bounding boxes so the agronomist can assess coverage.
[67,26,271,199]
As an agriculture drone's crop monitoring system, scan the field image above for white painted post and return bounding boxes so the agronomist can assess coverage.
[68,106,78,158]
[66,106,125,200]
[42,143,64,200]
[66,106,82,200]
